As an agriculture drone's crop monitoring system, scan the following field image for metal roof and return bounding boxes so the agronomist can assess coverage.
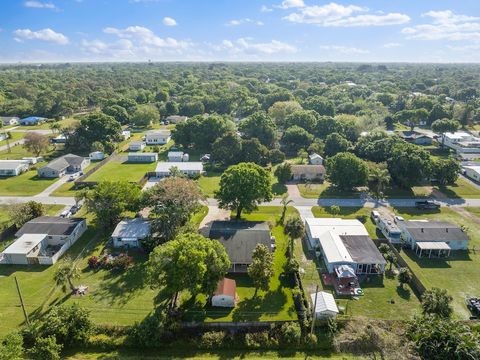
[2,234,47,255]
[416,241,451,250]
[0,160,29,170]
[111,218,151,239]
[340,235,386,265]
[155,161,203,172]
[311,291,339,315]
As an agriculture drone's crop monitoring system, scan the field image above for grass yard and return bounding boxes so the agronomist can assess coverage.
[17,118,79,131]
[0,168,60,196]
[300,206,421,320]
[182,206,298,322]
[392,207,480,319]
[297,182,360,199]
[197,172,221,197]
[435,177,480,199]
[85,160,156,182]
[0,132,25,145]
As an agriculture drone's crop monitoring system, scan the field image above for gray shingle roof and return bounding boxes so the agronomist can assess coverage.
[291,164,326,175]
[16,216,85,237]
[209,221,271,264]
[41,153,85,171]
[404,221,469,242]
[340,235,386,265]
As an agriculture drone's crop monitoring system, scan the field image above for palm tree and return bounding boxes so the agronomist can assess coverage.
[280,194,293,224]
[369,168,390,198]
[54,256,80,293]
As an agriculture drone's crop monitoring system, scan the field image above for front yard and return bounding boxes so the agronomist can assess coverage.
[392,207,480,319]
[0,168,59,196]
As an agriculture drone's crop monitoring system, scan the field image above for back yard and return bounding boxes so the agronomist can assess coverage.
[85,159,156,182]
[392,206,480,319]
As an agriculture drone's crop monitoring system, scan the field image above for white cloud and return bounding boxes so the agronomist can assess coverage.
[383,42,401,48]
[260,5,273,13]
[215,38,297,55]
[319,45,369,54]
[24,1,56,9]
[402,10,480,41]
[277,0,305,9]
[162,17,177,26]
[227,18,264,26]
[103,26,190,49]
[13,28,69,44]
[283,2,410,27]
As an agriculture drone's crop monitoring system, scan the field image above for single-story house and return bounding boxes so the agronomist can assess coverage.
[0,116,19,126]
[19,116,46,126]
[145,130,171,145]
[155,161,203,177]
[311,291,339,319]
[165,115,188,124]
[309,153,324,165]
[167,151,189,162]
[0,160,29,177]
[38,154,90,178]
[22,157,42,165]
[51,135,66,144]
[443,131,480,154]
[128,152,158,163]
[397,219,469,258]
[211,278,237,308]
[463,165,480,182]
[122,130,131,140]
[89,151,105,161]
[111,218,151,248]
[128,141,146,151]
[1,217,87,265]
[305,218,386,275]
[397,131,433,146]
[291,165,325,182]
[207,221,272,273]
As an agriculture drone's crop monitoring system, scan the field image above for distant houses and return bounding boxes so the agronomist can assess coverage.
[38,154,90,178]
[89,151,105,161]
[155,161,203,177]
[309,153,324,165]
[0,160,30,177]
[442,131,480,157]
[128,152,158,163]
[111,218,151,248]
[19,116,46,126]
[165,115,187,124]
[167,151,189,162]
[207,221,272,273]
[128,141,146,151]
[0,116,19,126]
[291,165,326,182]
[396,130,432,146]
[463,165,480,182]
[145,130,171,145]
[0,216,87,265]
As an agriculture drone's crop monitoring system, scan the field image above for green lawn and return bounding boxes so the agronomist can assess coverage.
[302,206,421,320]
[0,132,25,145]
[197,172,221,197]
[0,168,59,196]
[297,182,361,199]
[391,207,480,319]
[435,177,480,199]
[183,206,298,322]
[17,117,79,130]
[85,160,156,182]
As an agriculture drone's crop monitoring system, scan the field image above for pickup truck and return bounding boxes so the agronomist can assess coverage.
[415,200,441,210]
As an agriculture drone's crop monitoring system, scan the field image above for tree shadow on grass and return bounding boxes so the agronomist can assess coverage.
[272,183,287,196]
[231,287,288,322]
[396,285,411,300]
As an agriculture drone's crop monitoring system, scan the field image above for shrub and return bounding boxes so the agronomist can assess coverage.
[199,331,227,349]
[279,322,302,346]
[304,333,318,349]
[86,334,125,350]
[29,336,62,360]
[87,256,99,269]
[111,254,133,271]
[356,215,367,223]
[244,331,271,349]
[284,257,299,274]
[0,332,23,360]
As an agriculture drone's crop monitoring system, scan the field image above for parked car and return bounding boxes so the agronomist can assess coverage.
[415,200,441,210]
[371,210,380,222]
[60,210,71,218]
[70,205,78,214]
[200,154,211,162]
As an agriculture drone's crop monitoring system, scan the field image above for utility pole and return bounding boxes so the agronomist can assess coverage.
[310,285,319,335]
[15,276,30,326]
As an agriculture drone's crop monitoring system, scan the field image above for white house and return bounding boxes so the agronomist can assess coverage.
[0,160,29,177]
[1,217,87,265]
[309,153,324,165]
[38,154,90,178]
[305,218,386,275]
[463,165,480,182]
[145,130,171,145]
[396,219,469,258]
[211,278,237,308]
[0,116,19,126]
[128,141,146,151]
[155,161,203,177]
[111,218,151,248]
[291,165,326,182]
[443,132,480,155]
[311,291,339,319]
[128,152,158,163]
[89,151,105,161]
[167,151,189,162]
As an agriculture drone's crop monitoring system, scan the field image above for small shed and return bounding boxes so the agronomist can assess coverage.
[89,151,105,161]
[309,153,324,165]
[211,278,237,308]
[311,291,339,319]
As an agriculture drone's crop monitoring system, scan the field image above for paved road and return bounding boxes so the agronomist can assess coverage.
[0,139,25,152]
[9,127,52,135]
[0,196,75,206]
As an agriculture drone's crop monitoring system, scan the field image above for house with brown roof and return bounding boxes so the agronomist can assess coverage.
[291,164,325,182]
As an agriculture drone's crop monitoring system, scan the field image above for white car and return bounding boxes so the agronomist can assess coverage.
[60,210,71,218]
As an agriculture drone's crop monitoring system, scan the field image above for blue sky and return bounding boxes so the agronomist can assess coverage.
[1,0,479,62]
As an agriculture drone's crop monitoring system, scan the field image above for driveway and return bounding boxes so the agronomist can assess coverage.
[294,206,314,220]
[199,205,231,236]
[34,175,70,197]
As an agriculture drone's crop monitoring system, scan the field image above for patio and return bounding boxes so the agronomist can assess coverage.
[322,272,363,296]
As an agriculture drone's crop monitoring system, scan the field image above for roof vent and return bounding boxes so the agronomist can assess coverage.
[421,228,424,232]
[446,228,448,232]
